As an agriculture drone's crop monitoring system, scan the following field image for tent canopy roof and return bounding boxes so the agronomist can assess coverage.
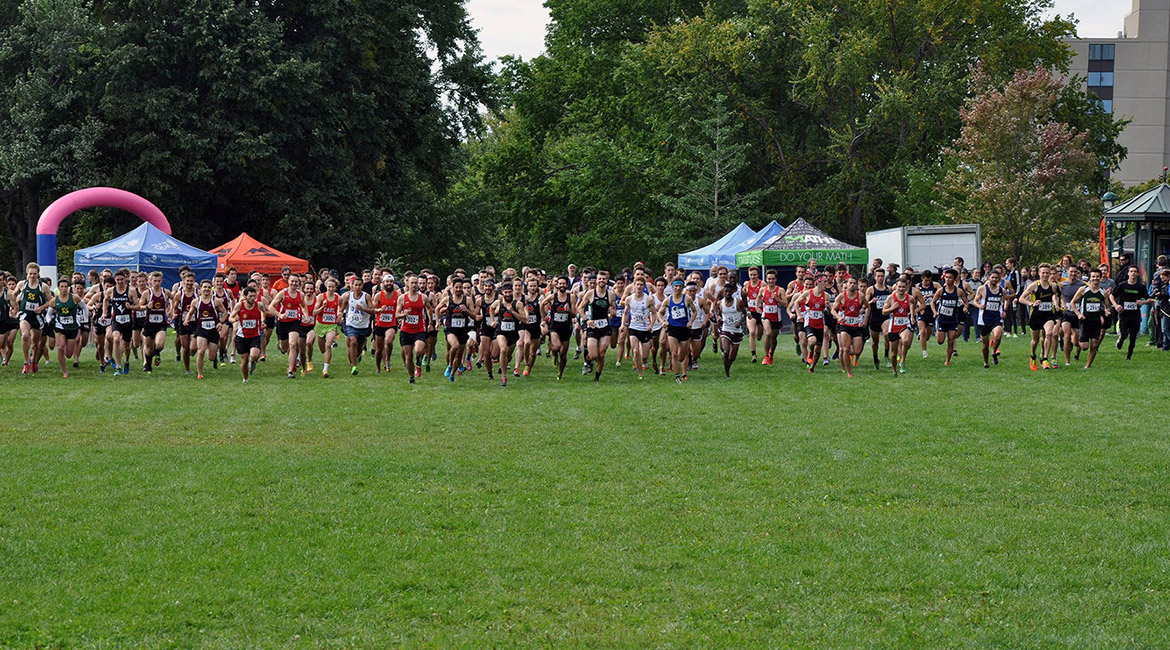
[211,232,309,274]
[677,222,757,269]
[73,222,217,284]
[1105,184,1170,222]
[735,218,868,267]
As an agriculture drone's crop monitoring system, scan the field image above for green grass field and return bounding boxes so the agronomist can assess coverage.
[1,333,1168,648]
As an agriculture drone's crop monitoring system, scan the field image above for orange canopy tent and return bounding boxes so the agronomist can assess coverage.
[210,233,309,275]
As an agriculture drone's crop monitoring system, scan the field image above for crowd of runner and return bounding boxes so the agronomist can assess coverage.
[2,254,1167,383]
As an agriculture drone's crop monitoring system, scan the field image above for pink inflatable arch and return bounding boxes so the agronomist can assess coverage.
[36,187,171,282]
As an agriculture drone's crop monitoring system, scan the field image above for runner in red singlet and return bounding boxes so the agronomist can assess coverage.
[229,286,269,383]
[743,266,763,363]
[882,278,916,376]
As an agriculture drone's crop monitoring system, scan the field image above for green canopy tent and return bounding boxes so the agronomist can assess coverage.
[735,217,868,267]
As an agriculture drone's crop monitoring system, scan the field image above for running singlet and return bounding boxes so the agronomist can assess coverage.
[721,300,744,333]
[498,300,518,333]
[279,290,301,322]
[626,294,650,331]
[744,281,762,313]
[760,286,781,321]
[300,294,316,328]
[979,286,1003,326]
[527,296,542,326]
[651,294,665,331]
[839,292,864,327]
[1113,282,1147,320]
[146,288,167,325]
[919,283,937,313]
[588,291,610,330]
[1080,289,1106,322]
[666,295,689,328]
[400,293,426,334]
[871,285,890,318]
[936,287,961,322]
[888,294,911,333]
[376,290,398,327]
[550,294,572,326]
[195,299,220,332]
[1031,283,1057,317]
[237,304,262,338]
[177,289,196,325]
[110,287,132,325]
[446,296,471,330]
[317,294,340,325]
[54,295,78,330]
[803,291,826,329]
[19,282,45,317]
[346,292,371,328]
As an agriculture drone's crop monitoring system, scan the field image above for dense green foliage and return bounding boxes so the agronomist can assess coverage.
[2,336,1168,646]
[0,0,493,270]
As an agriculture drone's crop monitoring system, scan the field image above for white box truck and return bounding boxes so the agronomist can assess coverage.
[865,224,982,272]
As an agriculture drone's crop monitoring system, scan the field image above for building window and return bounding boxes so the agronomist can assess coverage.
[1101,99,1113,113]
[1089,43,1115,61]
[1087,71,1114,87]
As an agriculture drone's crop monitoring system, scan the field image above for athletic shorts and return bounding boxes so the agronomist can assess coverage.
[666,325,690,342]
[1029,311,1054,331]
[143,323,167,338]
[868,315,886,333]
[494,328,518,346]
[235,335,261,355]
[1062,311,1080,328]
[276,320,299,341]
[132,314,146,331]
[55,327,78,340]
[0,319,13,335]
[550,323,572,341]
[690,327,705,342]
[109,322,133,341]
[1079,319,1103,341]
[628,328,652,343]
[843,325,867,339]
[586,326,610,340]
[936,320,959,333]
[196,328,219,341]
[18,312,44,330]
[298,323,313,337]
[522,323,542,338]
[264,316,277,330]
[793,322,805,336]
[804,326,825,342]
[610,324,622,339]
[748,311,762,323]
[344,325,371,341]
[978,324,1001,338]
[824,313,838,333]
[918,309,935,323]
[887,330,907,342]
[480,323,496,339]
[446,327,470,345]
[720,330,744,345]
[374,325,396,338]
[314,323,341,339]
[399,330,427,347]
[176,321,196,336]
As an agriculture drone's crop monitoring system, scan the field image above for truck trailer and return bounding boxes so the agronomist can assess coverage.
[865,224,982,273]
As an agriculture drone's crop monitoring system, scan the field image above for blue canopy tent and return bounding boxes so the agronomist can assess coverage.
[74,222,218,287]
[677,222,757,270]
[725,220,785,279]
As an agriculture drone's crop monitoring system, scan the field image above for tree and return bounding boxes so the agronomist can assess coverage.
[654,94,776,252]
[942,65,1100,264]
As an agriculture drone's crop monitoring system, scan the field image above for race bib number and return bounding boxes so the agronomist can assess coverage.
[58,315,74,326]
[499,321,516,332]
[149,313,164,323]
[200,319,216,330]
[134,310,147,318]
[670,306,687,320]
[892,316,910,327]
[553,313,569,322]
[805,309,823,321]
[284,308,299,319]
[590,319,609,329]
[939,305,954,317]
[843,315,863,326]
[405,314,420,325]
[1086,302,1101,313]
[763,304,779,315]
[24,300,38,311]
[449,317,466,328]
[748,299,757,309]
[115,314,131,324]
[377,312,394,324]
[1124,301,1137,311]
[242,319,257,330]
[875,296,888,308]
[1038,302,1053,311]
[527,314,538,324]
[321,313,337,323]
[725,313,743,328]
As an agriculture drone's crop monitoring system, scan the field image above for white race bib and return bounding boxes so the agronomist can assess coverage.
[748,298,757,309]
[321,313,337,323]
[1038,302,1053,311]
[24,301,38,311]
[115,314,131,324]
[553,313,569,322]
[670,306,687,320]
[892,316,910,327]
[58,315,74,326]
[843,315,863,326]
[149,313,164,323]
[499,321,515,332]
[1124,301,1137,311]
[527,314,538,324]
[805,309,823,321]
[405,314,420,325]
[450,317,466,328]
[876,296,888,308]
[939,305,954,317]
[284,308,299,319]
[377,312,394,324]
[242,319,257,330]
[1086,303,1101,312]
[200,319,216,329]
[590,319,609,329]
[763,304,779,315]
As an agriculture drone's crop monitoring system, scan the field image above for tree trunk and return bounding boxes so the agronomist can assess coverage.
[19,180,41,268]
[847,183,866,243]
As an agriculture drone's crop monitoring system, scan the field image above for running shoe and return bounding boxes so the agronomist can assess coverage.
[31,361,38,374]
[72,361,79,368]
[444,365,452,378]
[61,372,68,379]
[414,366,422,378]
[307,361,314,372]
[501,378,507,387]
[409,376,415,384]
[522,367,530,377]
[922,350,928,358]
[899,361,907,374]
[23,363,31,375]
[322,370,330,378]
[197,373,204,380]
[675,375,683,384]
[751,353,757,363]
[351,366,358,376]
[175,352,181,362]
[287,371,296,379]
[513,369,520,377]
[1030,357,1038,371]
[1041,359,1052,370]
[260,354,266,362]
[448,369,455,382]
[884,357,892,369]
